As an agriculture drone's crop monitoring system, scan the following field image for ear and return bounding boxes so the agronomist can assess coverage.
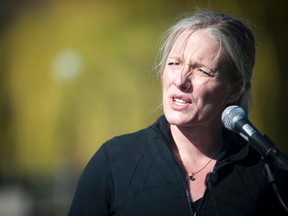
[226,79,243,104]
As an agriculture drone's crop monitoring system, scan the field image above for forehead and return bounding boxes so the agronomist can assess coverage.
[170,30,221,57]
[169,30,230,71]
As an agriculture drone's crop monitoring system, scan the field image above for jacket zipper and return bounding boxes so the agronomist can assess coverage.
[149,124,242,216]
[149,126,196,215]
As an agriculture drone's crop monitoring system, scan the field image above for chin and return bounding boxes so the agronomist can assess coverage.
[165,112,191,126]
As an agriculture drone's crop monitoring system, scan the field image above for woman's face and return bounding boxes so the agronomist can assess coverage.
[162,30,234,127]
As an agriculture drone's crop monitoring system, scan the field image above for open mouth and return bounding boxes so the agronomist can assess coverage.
[173,97,187,105]
[170,95,191,111]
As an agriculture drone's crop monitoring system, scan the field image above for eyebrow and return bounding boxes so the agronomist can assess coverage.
[167,56,216,72]
[167,56,183,61]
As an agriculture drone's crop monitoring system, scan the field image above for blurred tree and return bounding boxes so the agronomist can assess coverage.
[0,0,287,215]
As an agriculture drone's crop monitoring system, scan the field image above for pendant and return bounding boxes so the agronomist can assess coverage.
[188,175,195,181]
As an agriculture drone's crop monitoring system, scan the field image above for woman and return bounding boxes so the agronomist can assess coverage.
[68,10,288,216]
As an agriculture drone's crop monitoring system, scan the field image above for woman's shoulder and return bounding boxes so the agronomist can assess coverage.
[102,115,167,154]
[102,126,155,157]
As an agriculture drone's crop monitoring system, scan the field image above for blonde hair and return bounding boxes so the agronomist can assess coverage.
[156,10,255,112]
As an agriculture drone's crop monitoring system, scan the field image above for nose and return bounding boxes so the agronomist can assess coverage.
[173,65,192,91]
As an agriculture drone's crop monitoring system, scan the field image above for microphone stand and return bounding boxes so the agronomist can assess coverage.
[249,134,288,172]
[250,134,288,213]
[264,163,288,213]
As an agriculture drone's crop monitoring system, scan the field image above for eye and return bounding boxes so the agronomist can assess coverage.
[196,68,215,77]
[167,61,180,66]
[166,57,184,67]
[167,60,184,72]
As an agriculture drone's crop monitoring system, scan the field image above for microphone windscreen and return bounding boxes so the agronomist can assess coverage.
[221,105,246,130]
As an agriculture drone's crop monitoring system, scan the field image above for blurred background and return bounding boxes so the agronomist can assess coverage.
[0,0,287,215]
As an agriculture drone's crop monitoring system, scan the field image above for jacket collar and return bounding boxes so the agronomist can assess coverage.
[151,114,251,163]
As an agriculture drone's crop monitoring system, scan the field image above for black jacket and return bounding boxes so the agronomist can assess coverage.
[68,115,288,216]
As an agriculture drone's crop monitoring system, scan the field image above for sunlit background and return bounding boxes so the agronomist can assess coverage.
[0,0,287,215]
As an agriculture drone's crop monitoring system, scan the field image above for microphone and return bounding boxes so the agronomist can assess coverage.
[222,105,288,172]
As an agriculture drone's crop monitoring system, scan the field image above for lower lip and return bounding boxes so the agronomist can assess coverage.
[169,98,190,111]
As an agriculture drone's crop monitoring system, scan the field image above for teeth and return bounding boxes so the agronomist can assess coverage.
[174,98,186,104]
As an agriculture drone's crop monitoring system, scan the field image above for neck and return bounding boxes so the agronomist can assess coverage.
[169,123,224,160]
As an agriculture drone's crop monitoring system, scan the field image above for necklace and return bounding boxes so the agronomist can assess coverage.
[173,149,222,182]
[187,156,215,181]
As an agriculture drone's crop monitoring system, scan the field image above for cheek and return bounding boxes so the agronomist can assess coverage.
[161,70,173,90]
[192,76,225,94]
[198,81,229,102]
